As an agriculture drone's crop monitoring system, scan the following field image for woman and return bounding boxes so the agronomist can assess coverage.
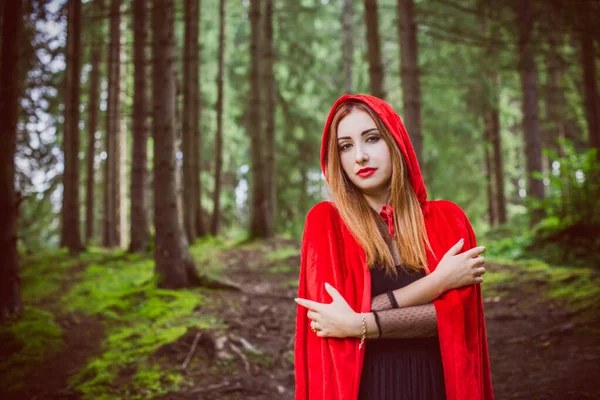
[294,94,493,400]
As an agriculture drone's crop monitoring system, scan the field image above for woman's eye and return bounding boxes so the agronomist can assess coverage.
[367,136,380,143]
[339,143,352,151]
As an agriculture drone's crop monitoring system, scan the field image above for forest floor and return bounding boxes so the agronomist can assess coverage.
[2,237,600,400]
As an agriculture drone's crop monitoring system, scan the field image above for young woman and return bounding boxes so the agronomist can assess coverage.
[294,94,494,400]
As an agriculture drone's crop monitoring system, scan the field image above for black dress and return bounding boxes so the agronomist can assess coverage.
[357,264,447,400]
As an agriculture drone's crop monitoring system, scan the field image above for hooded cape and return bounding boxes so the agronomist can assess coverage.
[294,94,494,400]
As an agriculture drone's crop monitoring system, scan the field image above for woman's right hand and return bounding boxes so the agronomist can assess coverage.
[432,238,486,292]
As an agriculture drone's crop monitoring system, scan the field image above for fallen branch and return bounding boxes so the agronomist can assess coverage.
[181,332,202,370]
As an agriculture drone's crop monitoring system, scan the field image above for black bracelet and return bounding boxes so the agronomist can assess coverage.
[372,310,382,340]
[386,290,400,309]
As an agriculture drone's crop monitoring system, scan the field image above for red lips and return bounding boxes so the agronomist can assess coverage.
[357,167,377,177]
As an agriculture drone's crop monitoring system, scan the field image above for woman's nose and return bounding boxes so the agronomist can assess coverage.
[355,147,368,163]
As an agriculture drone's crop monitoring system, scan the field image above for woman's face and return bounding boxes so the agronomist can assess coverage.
[336,110,393,198]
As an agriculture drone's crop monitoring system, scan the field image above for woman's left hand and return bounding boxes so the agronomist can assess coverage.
[295,282,361,338]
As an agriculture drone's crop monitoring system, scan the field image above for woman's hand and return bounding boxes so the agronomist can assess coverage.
[433,238,487,292]
[295,283,362,338]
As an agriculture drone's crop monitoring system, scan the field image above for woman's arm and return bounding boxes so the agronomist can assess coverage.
[379,239,487,310]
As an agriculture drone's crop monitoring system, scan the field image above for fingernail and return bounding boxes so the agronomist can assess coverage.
[459,238,464,243]
[294,298,298,302]
[325,282,330,288]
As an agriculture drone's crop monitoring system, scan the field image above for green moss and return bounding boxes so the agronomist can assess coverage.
[268,263,294,274]
[62,243,234,399]
[487,257,600,313]
[265,246,299,262]
[0,307,64,391]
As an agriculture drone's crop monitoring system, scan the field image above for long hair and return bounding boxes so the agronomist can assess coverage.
[326,100,431,275]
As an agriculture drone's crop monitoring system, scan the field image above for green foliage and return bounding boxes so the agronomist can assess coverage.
[535,141,600,227]
[0,308,64,391]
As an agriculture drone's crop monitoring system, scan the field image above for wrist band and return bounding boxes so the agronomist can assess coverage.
[386,290,400,309]
[359,313,367,349]
[372,310,382,340]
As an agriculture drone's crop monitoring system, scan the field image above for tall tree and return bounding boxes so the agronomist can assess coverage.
[192,1,205,238]
[129,0,150,252]
[183,0,198,242]
[61,0,83,254]
[342,0,353,93]
[86,0,103,243]
[261,0,275,237]
[363,0,385,99]
[103,0,122,247]
[248,0,267,238]
[579,5,600,159]
[211,0,226,235]
[397,0,423,165]
[152,0,201,288]
[480,0,506,225]
[514,0,544,218]
[0,0,23,320]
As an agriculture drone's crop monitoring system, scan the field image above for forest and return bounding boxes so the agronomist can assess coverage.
[0,0,599,398]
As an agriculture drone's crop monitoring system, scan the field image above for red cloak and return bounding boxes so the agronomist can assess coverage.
[294,94,494,399]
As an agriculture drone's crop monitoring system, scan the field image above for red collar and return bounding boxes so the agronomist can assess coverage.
[379,204,395,239]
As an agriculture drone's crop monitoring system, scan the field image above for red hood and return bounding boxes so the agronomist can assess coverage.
[320,94,427,206]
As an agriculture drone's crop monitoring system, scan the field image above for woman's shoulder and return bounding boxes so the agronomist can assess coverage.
[427,199,466,216]
[305,201,340,221]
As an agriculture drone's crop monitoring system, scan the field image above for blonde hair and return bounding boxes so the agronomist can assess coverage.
[326,101,431,275]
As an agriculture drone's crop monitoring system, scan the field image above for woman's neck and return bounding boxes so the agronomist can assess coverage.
[363,190,391,212]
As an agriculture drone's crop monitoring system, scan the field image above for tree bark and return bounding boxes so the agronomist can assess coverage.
[0,0,23,321]
[342,0,353,94]
[515,0,544,223]
[103,0,121,247]
[248,0,267,238]
[129,0,150,253]
[183,0,198,242]
[479,0,506,225]
[580,7,600,159]
[546,32,567,157]
[261,0,275,238]
[363,0,385,99]
[85,0,103,243]
[211,0,226,235]
[152,0,200,288]
[397,0,423,165]
[61,0,83,254]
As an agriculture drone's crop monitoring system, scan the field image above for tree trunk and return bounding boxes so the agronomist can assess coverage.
[152,0,200,288]
[515,0,544,223]
[397,0,423,165]
[580,8,600,159]
[85,0,103,244]
[363,0,385,99]
[261,0,275,238]
[61,0,83,254]
[0,0,23,321]
[118,13,127,248]
[183,0,198,242]
[248,0,267,238]
[211,0,226,235]
[546,32,567,157]
[342,0,353,93]
[129,0,150,253]
[478,0,506,226]
[103,0,121,247]
[192,1,205,238]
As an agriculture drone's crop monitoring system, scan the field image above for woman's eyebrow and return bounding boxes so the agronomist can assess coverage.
[337,128,378,141]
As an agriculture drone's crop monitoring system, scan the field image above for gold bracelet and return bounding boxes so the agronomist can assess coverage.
[359,313,367,349]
